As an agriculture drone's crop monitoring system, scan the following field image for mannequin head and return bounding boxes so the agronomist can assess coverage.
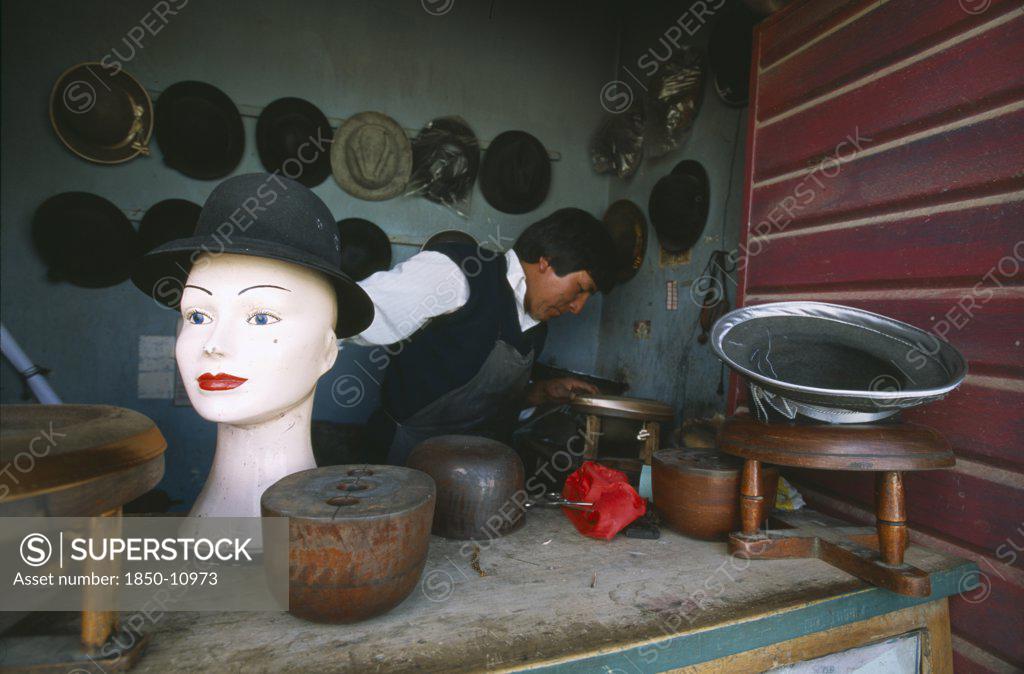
[175,252,338,426]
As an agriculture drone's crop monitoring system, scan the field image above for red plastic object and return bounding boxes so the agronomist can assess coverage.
[561,461,646,540]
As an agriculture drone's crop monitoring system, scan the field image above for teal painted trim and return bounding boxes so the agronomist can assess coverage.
[522,561,975,673]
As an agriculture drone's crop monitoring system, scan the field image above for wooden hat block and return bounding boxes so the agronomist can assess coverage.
[717,416,954,597]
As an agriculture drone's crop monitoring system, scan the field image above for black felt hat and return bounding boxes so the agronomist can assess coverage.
[32,192,142,288]
[337,218,392,281]
[139,199,201,253]
[154,81,245,180]
[421,229,478,252]
[131,173,374,338]
[256,97,333,187]
[648,159,710,254]
[479,130,551,214]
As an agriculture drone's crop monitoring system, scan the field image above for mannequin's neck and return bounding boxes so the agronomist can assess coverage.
[189,393,317,519]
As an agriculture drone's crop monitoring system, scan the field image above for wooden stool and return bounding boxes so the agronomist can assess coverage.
[1,404,167,671]
[570,394,673,464]
[718,416,954,596]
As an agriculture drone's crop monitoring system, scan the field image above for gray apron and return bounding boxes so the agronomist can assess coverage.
[386,340,534,465]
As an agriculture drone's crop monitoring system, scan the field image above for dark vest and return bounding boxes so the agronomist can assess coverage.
[380,243,547,421]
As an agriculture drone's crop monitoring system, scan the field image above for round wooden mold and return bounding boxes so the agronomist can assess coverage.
[261,465,435,623]
[652,448,778,540]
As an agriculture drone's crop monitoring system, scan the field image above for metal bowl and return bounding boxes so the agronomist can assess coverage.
[711,301,968,422]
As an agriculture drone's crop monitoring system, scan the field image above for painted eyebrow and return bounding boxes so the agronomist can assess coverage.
[183,284,212,295]
[238,285,291,295]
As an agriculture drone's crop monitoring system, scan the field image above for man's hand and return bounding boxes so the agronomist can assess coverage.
[525,377,600,406]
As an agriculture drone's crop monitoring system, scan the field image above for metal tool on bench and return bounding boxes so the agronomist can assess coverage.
[523,492,594,511]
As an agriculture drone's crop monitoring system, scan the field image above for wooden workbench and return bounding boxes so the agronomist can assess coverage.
[131,509,972,673]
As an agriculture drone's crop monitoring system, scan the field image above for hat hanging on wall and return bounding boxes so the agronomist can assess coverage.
[154,81,245,180]
[330,111,412,201]
[710,302,968,423]
[421,229,478,252]
[479,130,551,214]
[648,159,709,254]
[409,116,481,211]
[256,97,333,188]
[49,62,153,164]
[708,2,759,108]
[139,199,201,253]
[602,199,647,284]
[337,218,392,281]
[130,173,374,338]
[32,192,141,288]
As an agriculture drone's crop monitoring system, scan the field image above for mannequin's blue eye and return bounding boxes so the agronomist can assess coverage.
[185,310,210,325]
[247,312,280,326]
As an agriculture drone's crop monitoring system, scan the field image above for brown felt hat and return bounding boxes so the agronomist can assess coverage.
[49,62,153,164]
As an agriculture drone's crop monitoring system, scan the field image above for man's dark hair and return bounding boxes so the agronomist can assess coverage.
[513,208,616,293]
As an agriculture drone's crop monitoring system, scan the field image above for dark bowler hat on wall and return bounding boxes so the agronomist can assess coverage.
[154,81,245,180]
[49,62,153,164]
[32,192,142,288]
[131,173,374,338]
[331,111,412,201]
[421,229,478,252]
[479,130,551,214]
[648,159,710,255]
[256,97,333,188]
[602,199,648,284]
[138,199,201,253]
[337,218,392,281]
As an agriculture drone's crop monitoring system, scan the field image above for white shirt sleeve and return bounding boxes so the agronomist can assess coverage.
[345,251,471,346]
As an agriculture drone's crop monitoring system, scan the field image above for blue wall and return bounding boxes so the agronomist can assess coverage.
[593,1,748,423]
[1,0,746,506]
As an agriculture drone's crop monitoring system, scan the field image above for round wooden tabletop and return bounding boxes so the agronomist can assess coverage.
[717,415,955,471]
[569,394,674,421]
[0,404,167,516]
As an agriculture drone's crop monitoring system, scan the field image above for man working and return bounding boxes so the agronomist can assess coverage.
[349,207,617,464]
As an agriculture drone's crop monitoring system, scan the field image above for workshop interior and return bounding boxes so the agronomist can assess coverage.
[1,0,1021,672]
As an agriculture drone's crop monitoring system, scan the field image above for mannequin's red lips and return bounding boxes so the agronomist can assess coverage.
[197,373,248,391]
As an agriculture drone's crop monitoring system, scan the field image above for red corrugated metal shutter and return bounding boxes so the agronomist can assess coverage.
[733,0,1024,670]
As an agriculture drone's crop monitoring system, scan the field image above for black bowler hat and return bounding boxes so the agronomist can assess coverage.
[139,199,201,253]
[154,81,245,180]
[256,97,333,188]
[32,192,142,288]
[337,218,392,281]
[480,130,551,214]
[131,173,374,337]
[422,229,478,252]
[648,159,710,254]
